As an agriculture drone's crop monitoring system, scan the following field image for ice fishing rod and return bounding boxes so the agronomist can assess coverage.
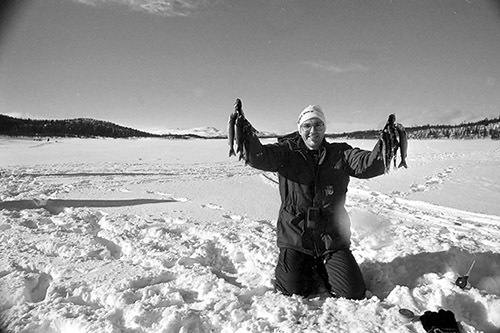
[455,259,476,289]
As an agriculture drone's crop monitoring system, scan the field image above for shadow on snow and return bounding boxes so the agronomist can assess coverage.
[0,198,178,214]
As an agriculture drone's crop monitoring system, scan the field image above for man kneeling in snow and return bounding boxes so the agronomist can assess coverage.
[238,104,392,299]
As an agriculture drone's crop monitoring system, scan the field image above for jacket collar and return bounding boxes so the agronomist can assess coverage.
[281,131,327,165]
[279,131,327,147]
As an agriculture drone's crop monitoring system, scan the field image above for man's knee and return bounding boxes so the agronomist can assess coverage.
[324,249,366,300]
[274,248,315,297]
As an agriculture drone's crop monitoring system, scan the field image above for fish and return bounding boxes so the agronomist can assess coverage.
[382,114,399,172]
[234,99,249,161]
[228,98,247,160]
[228,98,257,161]
[228,111,237,157]
[228,98,244,157]
[234,98,244,117]
[235,115,245,160]
[395,122,408,168]
[382,113,408,172]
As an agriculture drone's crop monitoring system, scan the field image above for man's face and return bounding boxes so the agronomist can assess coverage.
[299,118,326,150]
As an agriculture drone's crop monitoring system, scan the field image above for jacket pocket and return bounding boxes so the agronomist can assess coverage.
[281,208,305,235]
[281,209,306,238]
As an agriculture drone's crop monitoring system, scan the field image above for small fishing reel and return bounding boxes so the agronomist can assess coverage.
[455,259,475,290]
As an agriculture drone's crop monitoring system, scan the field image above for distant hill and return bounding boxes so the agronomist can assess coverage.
[0,115,158,138]
[0,114,272,139]
[154,127,225,138]
[0,115,198,139]
[1,114,499,139]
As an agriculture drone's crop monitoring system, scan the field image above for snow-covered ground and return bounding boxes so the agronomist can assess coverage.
[1,137,499,333]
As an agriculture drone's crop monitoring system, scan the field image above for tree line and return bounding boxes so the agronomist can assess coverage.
[327,116,500,140]
[0,115,160,138]
[1,114,499,139]
[405,117,500,139]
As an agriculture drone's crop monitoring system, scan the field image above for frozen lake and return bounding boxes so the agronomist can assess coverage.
[1,137,499,332]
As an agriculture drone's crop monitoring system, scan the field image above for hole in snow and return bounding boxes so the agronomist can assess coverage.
[24,272,52,303]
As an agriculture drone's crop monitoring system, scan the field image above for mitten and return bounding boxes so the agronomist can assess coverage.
[420,309,460,333]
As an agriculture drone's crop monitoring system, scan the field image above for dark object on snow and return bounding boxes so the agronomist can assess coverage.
[455,259,476,289]
[420,309,460,333]
[399,308,420,322]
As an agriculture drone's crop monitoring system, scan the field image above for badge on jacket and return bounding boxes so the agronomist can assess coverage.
[324,186,334,196]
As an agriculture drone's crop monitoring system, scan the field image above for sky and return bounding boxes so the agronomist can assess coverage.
[1,0,500,134]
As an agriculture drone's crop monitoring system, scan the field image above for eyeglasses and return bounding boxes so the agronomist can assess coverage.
[300,121,325,131]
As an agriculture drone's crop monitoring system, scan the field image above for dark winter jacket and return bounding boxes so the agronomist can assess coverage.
[246,132,386,256]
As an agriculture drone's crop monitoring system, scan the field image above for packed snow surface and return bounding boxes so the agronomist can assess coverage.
[1,137,500,333]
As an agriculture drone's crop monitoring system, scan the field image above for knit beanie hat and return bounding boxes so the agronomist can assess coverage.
[297,105,326,130]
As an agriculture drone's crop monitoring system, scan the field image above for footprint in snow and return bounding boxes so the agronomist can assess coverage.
[201,203,223,210]
[409,166,459,193]
[222,214,244,221]
[146,191,174,197]
[410,183,427,192]
[425,176,443,185]
[26,272,52,303]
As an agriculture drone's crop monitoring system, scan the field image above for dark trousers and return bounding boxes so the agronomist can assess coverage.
[274,248,366,299]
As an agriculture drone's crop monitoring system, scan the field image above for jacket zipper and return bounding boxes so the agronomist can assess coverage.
[299,148,324,257]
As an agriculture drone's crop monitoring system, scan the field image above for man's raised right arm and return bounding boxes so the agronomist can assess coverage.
[242,128,284,172]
